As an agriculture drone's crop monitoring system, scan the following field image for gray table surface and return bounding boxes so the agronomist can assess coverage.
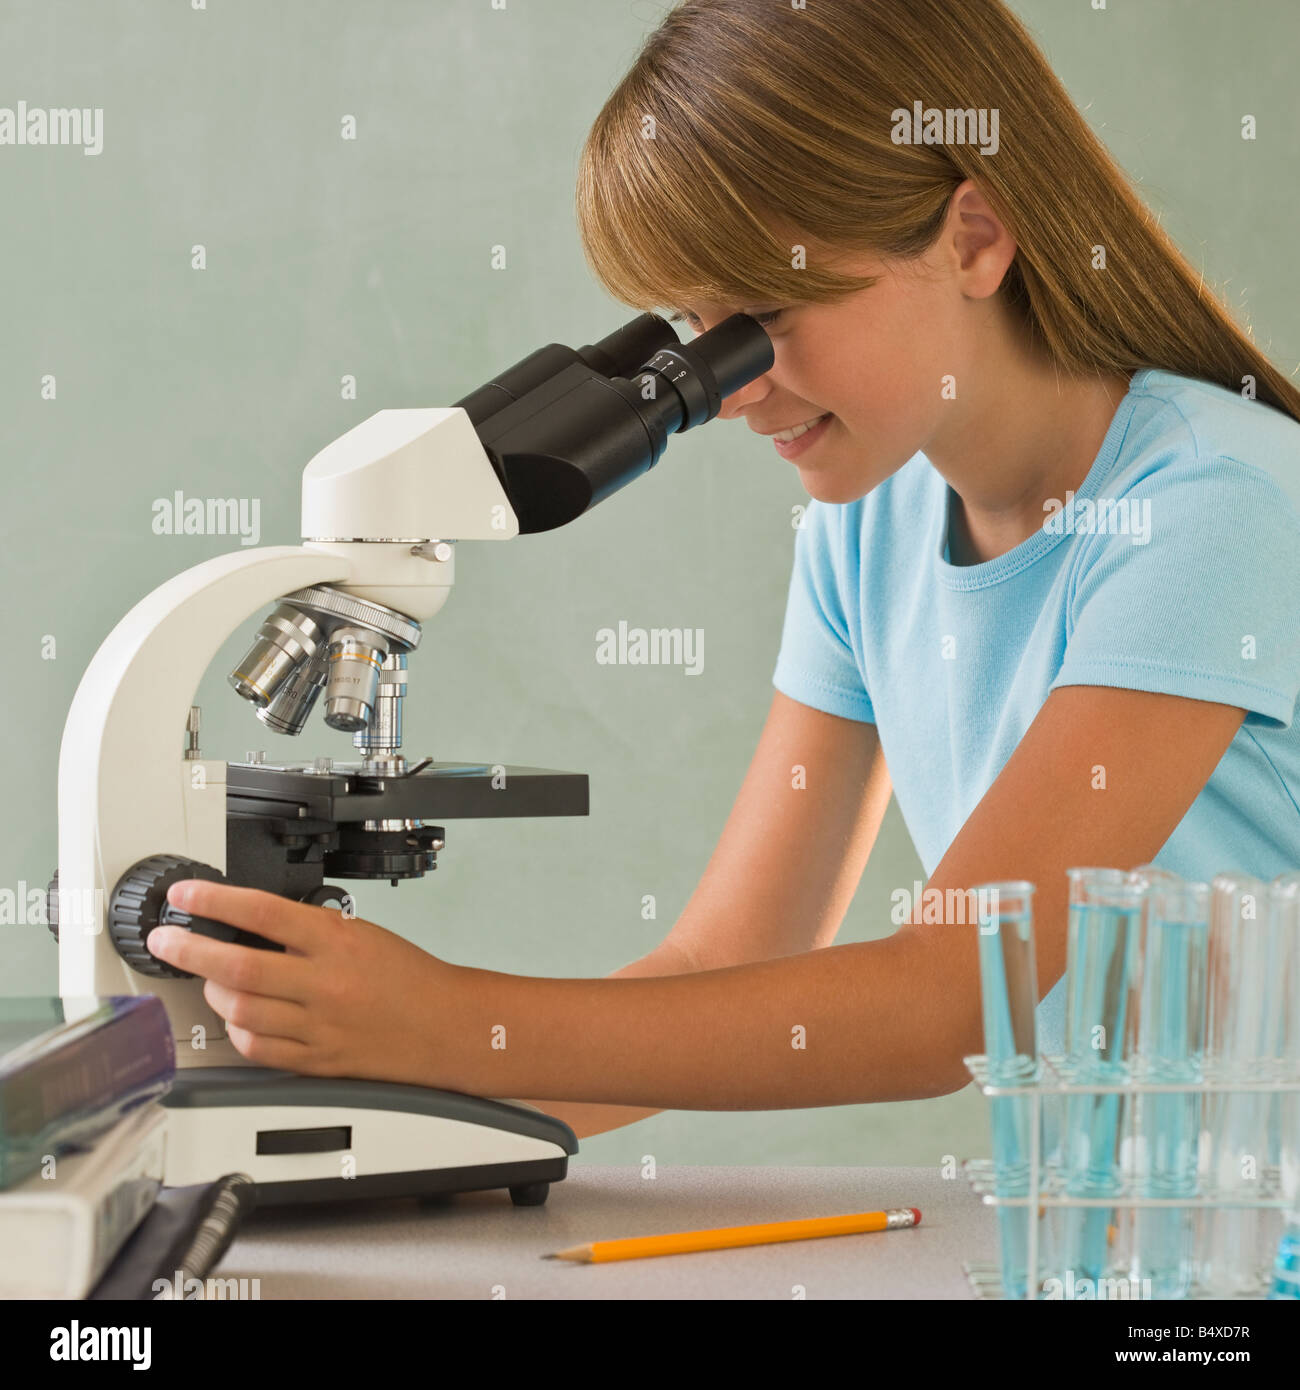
[220,1164,998,1299]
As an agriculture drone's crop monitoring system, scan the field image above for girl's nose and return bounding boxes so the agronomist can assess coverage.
[718,374,770,421]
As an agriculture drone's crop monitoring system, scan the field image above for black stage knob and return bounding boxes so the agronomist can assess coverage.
[107,854,281,979]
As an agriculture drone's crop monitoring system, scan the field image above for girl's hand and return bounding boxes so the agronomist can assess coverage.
[146,879,474,1089]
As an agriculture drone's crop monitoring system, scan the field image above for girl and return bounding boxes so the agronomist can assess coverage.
[149,0,1300,1137]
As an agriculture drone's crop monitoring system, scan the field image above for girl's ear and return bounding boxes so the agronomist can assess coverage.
[945,179,1018,300]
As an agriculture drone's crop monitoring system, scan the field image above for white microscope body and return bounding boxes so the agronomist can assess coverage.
[53,311,772,1205]
[56,409,576,1205]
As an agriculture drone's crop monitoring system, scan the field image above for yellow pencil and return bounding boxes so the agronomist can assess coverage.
[543,1206,921,1263]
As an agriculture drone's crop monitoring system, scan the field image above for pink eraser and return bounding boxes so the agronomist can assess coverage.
[910,1208,922,1226]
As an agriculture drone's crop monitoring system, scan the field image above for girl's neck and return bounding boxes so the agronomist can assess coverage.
[929,334,1134,567]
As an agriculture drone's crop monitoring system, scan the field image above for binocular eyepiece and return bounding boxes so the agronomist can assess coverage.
[455,309,773,436]
[456,309,775,533]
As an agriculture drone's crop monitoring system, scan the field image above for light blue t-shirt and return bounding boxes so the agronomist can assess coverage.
[771,369,1300,1056]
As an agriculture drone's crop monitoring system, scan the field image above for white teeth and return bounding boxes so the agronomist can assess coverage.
[773,413,829,444]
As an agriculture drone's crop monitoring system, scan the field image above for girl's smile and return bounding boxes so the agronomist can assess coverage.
[770,411,835,461]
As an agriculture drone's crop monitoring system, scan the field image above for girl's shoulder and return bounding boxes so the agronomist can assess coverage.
[1123,369,1300,492]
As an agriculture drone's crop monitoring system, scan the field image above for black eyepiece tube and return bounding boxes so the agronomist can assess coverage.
[631,313,774,432]
[576,312,680,379]
[453,313,681,429]
[678,312,778,408]
[453,346,577,428]
[469,313,774,534]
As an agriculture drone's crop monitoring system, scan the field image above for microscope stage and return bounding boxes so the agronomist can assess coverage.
[226,759,589,823]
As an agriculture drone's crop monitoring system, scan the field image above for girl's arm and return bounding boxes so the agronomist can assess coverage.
[528,691,891,1136]
[145,687,1246,1106]
[452,684,1245,1108]
[520,939,699,1138]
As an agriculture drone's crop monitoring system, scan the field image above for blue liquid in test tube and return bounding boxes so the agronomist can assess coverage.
[1199,874,1274,1296]
[1129,874,1208,1299]
[1271,1218,1300,1299]
[1061,868,1142,1285]
[974,881,1039,1300]
[1267,874,1300,1300]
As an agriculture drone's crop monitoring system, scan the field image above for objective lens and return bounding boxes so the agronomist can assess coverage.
[353,652,408,753]
[228,604,329,709]
[256,645,329,735]
[323,627,390,731]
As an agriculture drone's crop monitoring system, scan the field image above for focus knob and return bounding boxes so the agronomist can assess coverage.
[107,855,280,979]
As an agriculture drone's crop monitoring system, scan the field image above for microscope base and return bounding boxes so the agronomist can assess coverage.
[160,1067,578,1207]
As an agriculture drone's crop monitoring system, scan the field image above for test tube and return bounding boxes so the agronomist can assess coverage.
[1110,864,1173,1288]
[1127,872,1209,1299]
[1271,1216,1300,1300]
[1197,874,1273,1296]
[974,881,1040,1300]
[1060,868,1142,1284]
[1267,873,1300,1300]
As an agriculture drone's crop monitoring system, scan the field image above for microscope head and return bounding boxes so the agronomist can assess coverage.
[226,310,773,758]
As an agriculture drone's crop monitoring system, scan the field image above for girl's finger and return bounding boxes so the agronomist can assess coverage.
[225,1024,323,1073]
[203,978,313,1043]
[166,880,328,954]
[146,925,308,1000]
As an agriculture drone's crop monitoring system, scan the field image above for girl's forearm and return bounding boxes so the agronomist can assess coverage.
[455,929,982,1110]
[519,938,702,1137]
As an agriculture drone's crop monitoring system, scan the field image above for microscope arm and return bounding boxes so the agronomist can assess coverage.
[57,546,353,1054]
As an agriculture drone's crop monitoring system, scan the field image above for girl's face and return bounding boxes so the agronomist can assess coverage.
[679,245,971,504]
[675,186,1019,504]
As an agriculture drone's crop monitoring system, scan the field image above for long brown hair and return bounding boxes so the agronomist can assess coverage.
[575,0,1300,422]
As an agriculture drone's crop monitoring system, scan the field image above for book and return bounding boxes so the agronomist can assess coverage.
[89,1172,257,1300]
[0,1103,167,1299]
[0,995,175,1190]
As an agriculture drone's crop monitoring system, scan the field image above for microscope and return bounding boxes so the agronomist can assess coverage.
[49,311,773,1206]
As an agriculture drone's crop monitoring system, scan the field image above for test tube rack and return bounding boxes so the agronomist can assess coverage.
[959,1053,1299,1300]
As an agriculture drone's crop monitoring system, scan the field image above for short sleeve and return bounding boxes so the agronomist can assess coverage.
[1050,455,1300,730]
[771,500,875,723]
